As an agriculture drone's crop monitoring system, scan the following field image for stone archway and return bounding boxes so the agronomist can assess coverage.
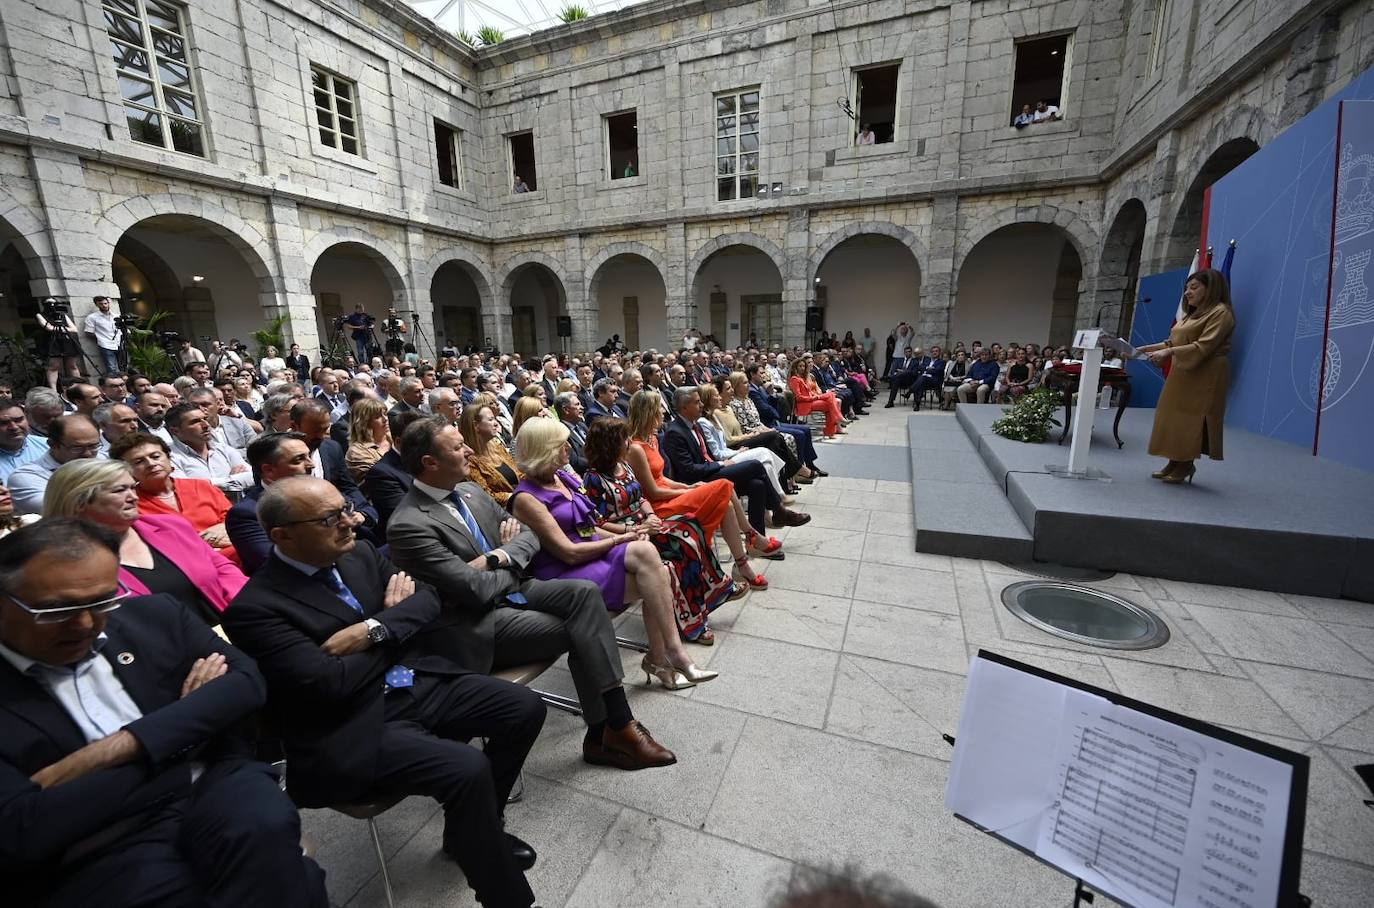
[587,247,669,351]
[689,238,786,349]
[498,253,568,357]
[1098,199,1148,337]
[1164,137,1261,269]
[811,224,925,358]
[954,222,1085,349]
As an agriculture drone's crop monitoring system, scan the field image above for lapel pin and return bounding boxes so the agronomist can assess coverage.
[116,652,135,665]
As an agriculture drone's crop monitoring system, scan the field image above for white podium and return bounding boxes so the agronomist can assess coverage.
[1046,328,1112,481]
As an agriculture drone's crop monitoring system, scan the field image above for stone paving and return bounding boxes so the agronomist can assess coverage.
[302,406,1374,907]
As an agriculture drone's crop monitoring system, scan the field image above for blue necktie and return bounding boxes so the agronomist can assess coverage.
[317,568,413,688]
[451,494,527,605]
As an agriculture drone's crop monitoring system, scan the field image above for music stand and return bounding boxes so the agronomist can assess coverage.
[946,651,1310,908]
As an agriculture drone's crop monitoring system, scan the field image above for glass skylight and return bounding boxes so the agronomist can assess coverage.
[404,0,653,41]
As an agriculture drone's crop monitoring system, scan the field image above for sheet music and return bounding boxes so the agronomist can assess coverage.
[1036,689,1293,908]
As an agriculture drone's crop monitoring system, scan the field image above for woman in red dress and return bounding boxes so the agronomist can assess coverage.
[624,390,778,589]
[788,358,845,437]
[109,432,239,565]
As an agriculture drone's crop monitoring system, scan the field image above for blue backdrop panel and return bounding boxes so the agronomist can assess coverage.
[1313,100,1374,472]
[1205,65,1374,463]
[1127,269,1189,408]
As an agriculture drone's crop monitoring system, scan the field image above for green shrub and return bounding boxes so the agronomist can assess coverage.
[991,386,1062,444]
[558,4,589,23]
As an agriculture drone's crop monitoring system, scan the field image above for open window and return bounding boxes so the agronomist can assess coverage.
[434,119,462,189]
[853,64,899,145]
[508,131,537,193]
[1009,33,1071,126]
[606,111,639,180]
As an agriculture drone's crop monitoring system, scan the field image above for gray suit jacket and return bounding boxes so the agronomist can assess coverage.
[385,481,541,672]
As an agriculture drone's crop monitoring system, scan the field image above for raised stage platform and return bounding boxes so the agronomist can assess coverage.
[908,405,1374,602]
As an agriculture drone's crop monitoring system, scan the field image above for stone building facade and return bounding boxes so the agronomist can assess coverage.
[0,0,1371,362]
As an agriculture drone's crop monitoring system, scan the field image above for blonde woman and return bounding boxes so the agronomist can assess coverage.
[511,395,548,437]
[459,402,520,504]
[344,397,391,483]
[509,417,718,689]
[43,459,245,624]
[697,383,792,501]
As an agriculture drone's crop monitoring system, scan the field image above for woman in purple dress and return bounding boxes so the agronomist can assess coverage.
[508,417,720,691]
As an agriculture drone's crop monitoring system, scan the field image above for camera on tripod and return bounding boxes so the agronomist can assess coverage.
[157,330,182,351]
[41,298,71,317]
[113,314,141,330]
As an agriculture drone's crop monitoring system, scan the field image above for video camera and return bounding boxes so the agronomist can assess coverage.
[113,314,141,330]
[157,330,182,350]
[41,297,70,316]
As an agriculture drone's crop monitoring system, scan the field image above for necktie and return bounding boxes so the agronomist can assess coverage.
[316,567,364,614]
[451,494,527,605]
[693,425,714,463]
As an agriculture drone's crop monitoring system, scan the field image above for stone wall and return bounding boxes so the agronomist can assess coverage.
[0,0,1369,361]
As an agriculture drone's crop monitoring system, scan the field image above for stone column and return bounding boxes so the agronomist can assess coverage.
[403,226,437,360]
[664,222,690,345]
[562,233,592,351]
[487,247,514,355]
[264,197,321,358]
[783,209,811,347]
[919,191,959,349]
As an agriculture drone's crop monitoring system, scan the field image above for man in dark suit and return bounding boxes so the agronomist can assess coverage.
[227,431,315,574]
[910,345,947,411]
[388,377,426,420]
[290,398,378,531]
[553,392,589,474]
[0,519,326,908]
[286,343,310,382]
[885,346,919,407]
[224,477,543,908]
[661,387,809,534]
[585,378,625,423]
[814,353,866,416]
[537,357,561,403]
[361,409,424,536]
[386,417,675,771]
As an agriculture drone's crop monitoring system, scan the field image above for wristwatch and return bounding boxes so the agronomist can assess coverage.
[485,552,502,570]
[364,618,389,645]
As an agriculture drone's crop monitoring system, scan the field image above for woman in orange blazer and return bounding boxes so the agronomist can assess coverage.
[110,432,239,565]
[44,459,247,624]
[787,358,845,437]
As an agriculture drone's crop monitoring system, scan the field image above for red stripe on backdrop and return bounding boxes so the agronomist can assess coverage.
[1314,100,1346,456]
[1199,186,1213,270]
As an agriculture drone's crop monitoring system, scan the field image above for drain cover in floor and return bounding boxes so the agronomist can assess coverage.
[999,580,1170,650]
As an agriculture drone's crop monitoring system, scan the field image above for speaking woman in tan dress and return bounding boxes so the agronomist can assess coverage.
[1138,268,1236,484]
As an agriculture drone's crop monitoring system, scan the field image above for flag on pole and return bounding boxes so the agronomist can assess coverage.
[1220,239,1237,281]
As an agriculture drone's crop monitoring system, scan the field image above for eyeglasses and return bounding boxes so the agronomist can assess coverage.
[281,502,357,528]
[6,583,131,624]
[62,442,103,455]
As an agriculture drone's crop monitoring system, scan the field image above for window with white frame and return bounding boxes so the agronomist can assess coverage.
[715,89,760,202]
[434,119,463,189]
[311,66,361,155]
[103,0,205,156]
[1146,1,1170,74]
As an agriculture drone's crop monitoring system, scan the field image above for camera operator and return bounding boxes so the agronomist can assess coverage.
[344,303,375,363]
[381,308,407,357]
[34,299,81,390]
[177,336,206,369]
[82,296,123,375]
[207,339,244,378]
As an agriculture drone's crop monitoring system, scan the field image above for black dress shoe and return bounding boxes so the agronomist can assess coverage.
[810,467,828,477]
[884,402,895,408]
[506,832,537,871]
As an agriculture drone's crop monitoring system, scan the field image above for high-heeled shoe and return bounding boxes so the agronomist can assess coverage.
[683,626,715,645]
[1151,460,1180,479]
[746,530,784,559]
[732,563,769,589]
[641,655,694,690]
[1160,462,1196,484]
[670,659,719,684]
[726,580,749,601]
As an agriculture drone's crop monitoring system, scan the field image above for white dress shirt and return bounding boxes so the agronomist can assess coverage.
[84,311,120,351]
[169,436,253,492]
[0,634,143,743]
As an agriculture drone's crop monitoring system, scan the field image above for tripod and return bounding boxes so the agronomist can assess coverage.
[39,302,103,384]
[406,310,434,362]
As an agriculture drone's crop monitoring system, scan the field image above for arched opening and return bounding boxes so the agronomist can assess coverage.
[590,254,667,351]
[954,223,1083,349]
[0,220,39,389]
[692,245,784,349]
[431,260,487,353]
[1165,138,1260,269]
[113,215,272,348]
[814,234,921,346]
[1098,200,1148,337]
[507,263,566,358]
[310,242,404,356]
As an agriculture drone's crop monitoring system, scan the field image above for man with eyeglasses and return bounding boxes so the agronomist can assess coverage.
[0,398,47,484]
[0,518,328,908]
[10,415,102,515]
[224,476,544,908]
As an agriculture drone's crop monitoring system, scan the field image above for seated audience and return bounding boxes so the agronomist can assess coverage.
[187,387,254,453]
[133,390,173,444]
[707,379,802,492]
[511,395,548,437]
[624,390,777,590]
[911,346,948,411]
[344,396,391,484]
[9,414,102,514]
[361,409,423,536]
[958,349,1001,403]
[509,418,718,689]
[23,387,64,437]
[1002,349,1034,400]
[386,417,677,771]
[942,350,969,409]
[460,401,521,505]
[581,418,739,645]
[92,401,140,456]
[166,403,253,494]
[226,431,315,575]
[290,398,379,530]
[0,518,327,908]
[222,477,543,907]
[0,480,38,538]
[743,367,823,473]
[552,391,590,473]
[44,459,246,625]
[111,432,238,564]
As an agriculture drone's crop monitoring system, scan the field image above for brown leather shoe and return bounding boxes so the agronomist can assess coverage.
[584,721,677,770]
[771,508,811,527]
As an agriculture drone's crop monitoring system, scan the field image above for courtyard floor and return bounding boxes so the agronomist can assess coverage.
[301,405,1374,908]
